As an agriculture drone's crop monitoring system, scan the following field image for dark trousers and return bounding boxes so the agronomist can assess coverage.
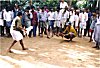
[29,25,37,37]
[33,25,37,37]
[0,26,4,36]
[89,30,94,41]
[96,42,100,49]
[56,27,60,34]
[6,26,10,36]
[84,19,91,36]
[38,23,40,35]
[6,21,12,37]
[64,34,75,39]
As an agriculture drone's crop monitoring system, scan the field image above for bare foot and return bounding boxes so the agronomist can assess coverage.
[47,36,50,39]
[23,48,28,50]
[8,50,13,53]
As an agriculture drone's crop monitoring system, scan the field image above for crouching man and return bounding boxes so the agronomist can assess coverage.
[60,23,77,41]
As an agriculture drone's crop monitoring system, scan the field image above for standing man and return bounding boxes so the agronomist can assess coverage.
[0,9,4,37]
[60,0,69,15]
[93,14,100,49]
[4,6,14,37]
[13,4,20,18]
[36,6,41,36]
[83,9,89,37]
[48,8,55,37]
[29,6,38,37]
[39,7,49,38]
[60,0,68,9]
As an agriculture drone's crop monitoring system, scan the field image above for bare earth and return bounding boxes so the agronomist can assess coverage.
[0,36,100,68]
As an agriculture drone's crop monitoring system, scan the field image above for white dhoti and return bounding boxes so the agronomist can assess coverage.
[54,20,61,27]
[80,21,86,29]
[10,30,23,41]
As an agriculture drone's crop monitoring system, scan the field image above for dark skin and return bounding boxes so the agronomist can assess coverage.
[8,15,28,53]
[8,40,28,53]
[60,24,74,41]
[67,25,73,41]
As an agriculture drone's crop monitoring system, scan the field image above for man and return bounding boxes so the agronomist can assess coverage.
[29,6,38,37]
[8,12,28,53]
[24,9,31,28]
[0,9,4,37]
[48,8,55,37]
[4,6,14,37]
[83,9,89,37]
[89,13,97,42]
[39,7,49,38]
[60,23,77,41]
[60,0,68,9]
[93,14,100,50]
[36,6,41,36]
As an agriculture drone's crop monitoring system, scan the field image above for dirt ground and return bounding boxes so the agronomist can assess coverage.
[0,36,100,68]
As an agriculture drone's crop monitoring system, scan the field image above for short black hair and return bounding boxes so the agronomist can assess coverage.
[17,12,22,16]
[41,7,44,10]
[69,22,71,25]
[26,6,30,10]
[31,6,35,9]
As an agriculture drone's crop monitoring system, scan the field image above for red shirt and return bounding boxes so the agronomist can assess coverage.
[31,11,38,26]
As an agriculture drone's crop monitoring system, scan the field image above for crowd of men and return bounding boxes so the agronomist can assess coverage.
[0,0,100,50]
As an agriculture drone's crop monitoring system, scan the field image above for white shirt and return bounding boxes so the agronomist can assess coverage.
[3,9,6,20]
[69,13,75,23]
[74,14,79,27]
[0,11,2,19]
[29,9,33,19]
[4,11,14,22]
[62,10,69,19]
[60,2,68,9]
[84,12,88,21]
[40,11,48,22]
[54,11,62,21]
[97,16,100,24]
[79,12,85,22]
[36,10,41,22]
[48,11,55,20]
[0,11,4,26]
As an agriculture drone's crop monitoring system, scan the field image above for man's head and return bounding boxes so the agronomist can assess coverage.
[31,6,35,10]
[17,12,22,18]
[61,0,64,2]
[92,12,97,18]
[65,22,71,28]
[68,22,71,28]
[41,7,44,12]
[37,6,40,11]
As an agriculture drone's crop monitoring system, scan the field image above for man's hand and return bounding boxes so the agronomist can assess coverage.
[59,33,64,38]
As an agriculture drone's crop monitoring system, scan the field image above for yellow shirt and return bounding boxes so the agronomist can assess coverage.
[63,26,77,36]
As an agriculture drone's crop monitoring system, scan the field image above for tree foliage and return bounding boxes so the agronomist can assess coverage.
[1,0,98,11]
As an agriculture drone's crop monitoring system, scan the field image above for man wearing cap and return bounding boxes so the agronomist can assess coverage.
[60,23,77,41]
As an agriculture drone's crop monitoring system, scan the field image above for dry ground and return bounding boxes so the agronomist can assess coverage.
[0,36,100,68]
